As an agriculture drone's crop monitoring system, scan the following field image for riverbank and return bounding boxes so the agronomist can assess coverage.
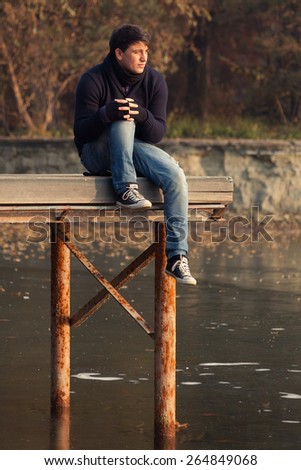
[0,137,300,222]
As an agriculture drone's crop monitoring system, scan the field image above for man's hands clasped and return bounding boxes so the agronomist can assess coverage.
[105,98,147,123]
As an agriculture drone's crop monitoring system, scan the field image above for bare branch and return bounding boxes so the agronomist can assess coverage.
[0,35,34,130]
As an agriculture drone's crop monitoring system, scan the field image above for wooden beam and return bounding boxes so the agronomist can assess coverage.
[0,175,233,205]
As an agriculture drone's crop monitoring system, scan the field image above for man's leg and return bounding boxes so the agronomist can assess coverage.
[81,122,152,209]
[80,131,111,175]
[108,121,152,209]
[107,120,136,194]
[133,140,196,285]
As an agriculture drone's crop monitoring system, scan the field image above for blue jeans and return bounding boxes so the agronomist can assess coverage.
[81,121,188,258]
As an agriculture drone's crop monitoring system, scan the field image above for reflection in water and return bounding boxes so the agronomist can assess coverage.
[279,392,301,400]
[50,411,70,450]
[199,362,259,366]
[72,373,124,381]
[0,225,301,449]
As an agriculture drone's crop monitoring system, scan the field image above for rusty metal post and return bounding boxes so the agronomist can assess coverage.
[50,223,71,422]
[154,222,176,450]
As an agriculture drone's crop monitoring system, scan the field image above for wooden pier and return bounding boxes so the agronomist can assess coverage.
[0,174,233,449]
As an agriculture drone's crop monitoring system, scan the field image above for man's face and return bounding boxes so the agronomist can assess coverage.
[115,41,148,74]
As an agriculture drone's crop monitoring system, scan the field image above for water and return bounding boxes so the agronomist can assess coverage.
[0,224,301,450]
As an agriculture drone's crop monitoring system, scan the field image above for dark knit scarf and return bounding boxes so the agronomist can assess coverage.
[103,52,146,89]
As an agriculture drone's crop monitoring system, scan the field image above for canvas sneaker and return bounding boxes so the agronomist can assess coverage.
[166,255,197,285]
[116,184,152,209]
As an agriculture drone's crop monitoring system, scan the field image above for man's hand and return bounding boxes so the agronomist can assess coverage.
[105,100,130,121]
[105,98,148,122]
[125,98,148,123]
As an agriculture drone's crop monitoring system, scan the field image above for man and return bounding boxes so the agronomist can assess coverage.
[74,24,196,285]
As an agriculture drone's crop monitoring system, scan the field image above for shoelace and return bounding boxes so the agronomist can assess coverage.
[122,188,143,202]
[174,257,191,277]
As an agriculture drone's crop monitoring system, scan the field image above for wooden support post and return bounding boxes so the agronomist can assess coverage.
[50,223,71,425]
[154,223,176,450]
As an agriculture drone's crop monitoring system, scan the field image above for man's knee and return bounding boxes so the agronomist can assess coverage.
[110,120,135,135]
[108,120,136,148]
[164,164,187,192]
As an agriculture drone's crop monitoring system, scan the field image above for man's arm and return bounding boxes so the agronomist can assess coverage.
[74,68,168,146]
[134,73,168,144]
[73,72,109,146]
[74,72,141,147]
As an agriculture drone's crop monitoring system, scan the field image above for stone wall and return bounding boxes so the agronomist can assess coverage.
[1,137,300,221]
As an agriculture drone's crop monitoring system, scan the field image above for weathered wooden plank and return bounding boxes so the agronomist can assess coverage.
[0,205,226,224]
[0,175,233,205]
[188,192,233,203]
[0,173,233,189]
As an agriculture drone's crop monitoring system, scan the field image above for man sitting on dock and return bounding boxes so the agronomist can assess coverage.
[73,24,196,285]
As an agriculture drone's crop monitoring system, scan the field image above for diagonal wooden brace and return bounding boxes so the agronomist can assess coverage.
[57,228,154,338]
[71,243,156,327]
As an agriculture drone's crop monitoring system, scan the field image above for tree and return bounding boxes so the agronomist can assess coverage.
[160,0,216,120]
[0,0,113,134]
[214,0,301,123]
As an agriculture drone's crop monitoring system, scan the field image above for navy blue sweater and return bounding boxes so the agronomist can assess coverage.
[73,56,168,155]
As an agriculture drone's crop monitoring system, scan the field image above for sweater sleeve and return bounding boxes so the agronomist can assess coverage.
[135,73,168,144]
[73,72,108,146]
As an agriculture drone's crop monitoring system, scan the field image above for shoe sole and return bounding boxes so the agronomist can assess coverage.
[116,201,152,210]
[165,270,197,285]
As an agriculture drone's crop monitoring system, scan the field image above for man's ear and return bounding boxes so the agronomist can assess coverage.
[115,48,123,61]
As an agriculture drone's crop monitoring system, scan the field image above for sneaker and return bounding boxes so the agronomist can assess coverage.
[166,255,197,285]
[116,184,152,210]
